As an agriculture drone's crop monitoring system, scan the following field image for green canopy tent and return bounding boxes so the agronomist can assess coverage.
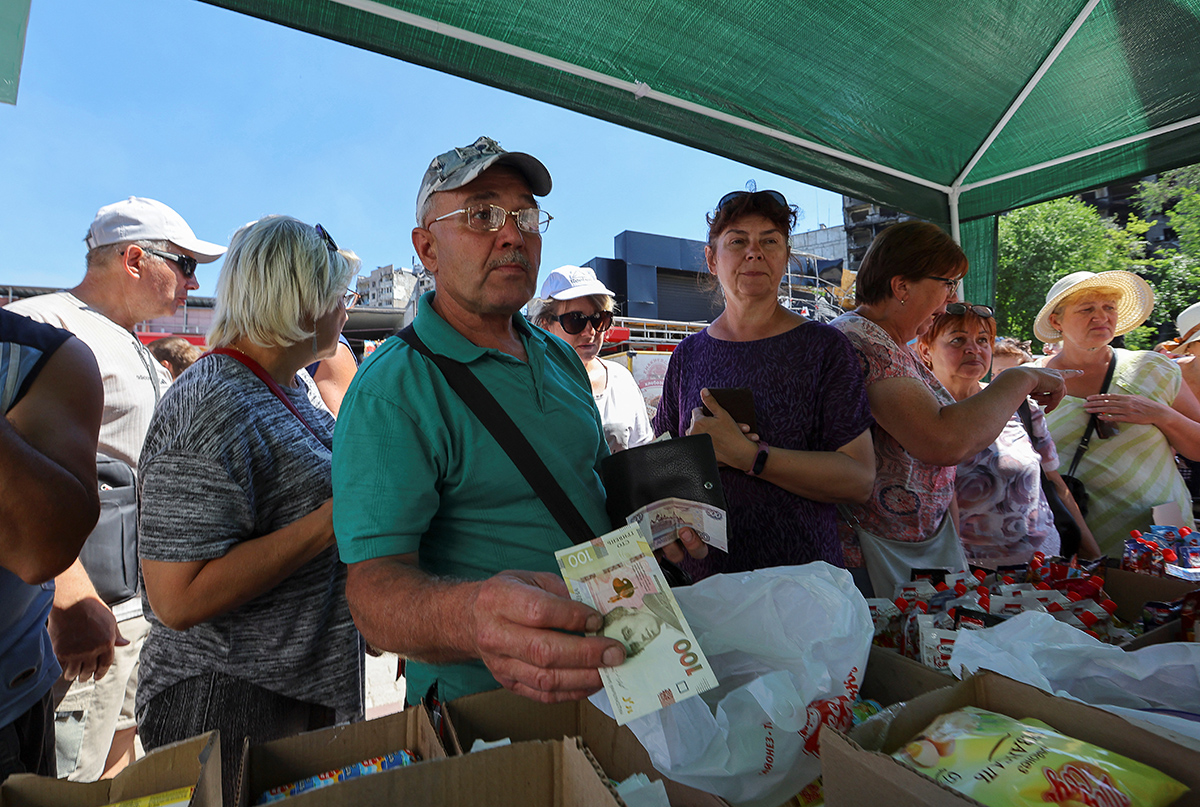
[189,0,1200,304]
[11,0,1196,301]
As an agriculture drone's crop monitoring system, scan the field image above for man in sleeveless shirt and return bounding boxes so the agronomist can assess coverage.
[5,197,225,780]
[1,308,102,781]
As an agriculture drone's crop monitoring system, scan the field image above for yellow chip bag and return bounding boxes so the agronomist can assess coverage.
[891,707,1188,807]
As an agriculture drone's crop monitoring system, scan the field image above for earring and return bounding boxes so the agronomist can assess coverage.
[901,298,907,306]
[312,334,319,356]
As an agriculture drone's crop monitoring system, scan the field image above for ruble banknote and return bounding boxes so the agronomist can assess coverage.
[626,496,728,553]
[555,523,717,725]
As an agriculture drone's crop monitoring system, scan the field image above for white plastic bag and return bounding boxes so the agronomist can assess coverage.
[950,610,1200,713]
[591,563,872,807]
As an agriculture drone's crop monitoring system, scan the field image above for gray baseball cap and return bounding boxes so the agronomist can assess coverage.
[415,136,552,226]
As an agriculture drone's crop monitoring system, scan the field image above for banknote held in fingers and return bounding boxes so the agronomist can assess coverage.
[555,523,718,725]
[626,496,728,553]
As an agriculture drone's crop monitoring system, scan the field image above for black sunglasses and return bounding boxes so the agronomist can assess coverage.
[315,223,338,252]
[554,310,613,335]
[143,248,197,279]
[945,302,994,318]
[716,189,789,212]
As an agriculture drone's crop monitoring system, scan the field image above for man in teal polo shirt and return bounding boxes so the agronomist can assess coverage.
[332,137,630,705]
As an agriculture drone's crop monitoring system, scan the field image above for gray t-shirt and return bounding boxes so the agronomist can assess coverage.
[136,354,362,720]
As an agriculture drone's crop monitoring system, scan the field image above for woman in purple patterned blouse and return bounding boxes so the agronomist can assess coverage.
[652,190,876,579]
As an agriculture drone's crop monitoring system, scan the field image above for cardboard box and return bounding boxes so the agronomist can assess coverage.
[0,732,220,807]
[1124,618,1183,650]
[444,687,727,807]
[1104,566,1198,623]
[237,705,445,807]
[861,644,954,707]
[245,738,622,807]
[820,671,1200,807]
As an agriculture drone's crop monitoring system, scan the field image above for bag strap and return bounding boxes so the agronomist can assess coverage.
[203,348,323,441]
[1067,349,1117,477]
[397,325,595,544]
[1016,399,1034,439]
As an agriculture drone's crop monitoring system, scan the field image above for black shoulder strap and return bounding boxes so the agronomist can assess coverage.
[398,325,595,544]
[1067,349,1118,477]
[1016,399,1034,439]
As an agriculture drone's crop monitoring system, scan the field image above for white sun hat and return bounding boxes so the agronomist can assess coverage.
[1175,301,1200,349]
[1032,270,1154,343]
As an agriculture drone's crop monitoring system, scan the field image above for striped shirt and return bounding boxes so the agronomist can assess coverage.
[1042,348,1194,555]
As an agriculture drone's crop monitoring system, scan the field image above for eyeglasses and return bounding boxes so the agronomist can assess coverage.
[315,223,338,252]
[716,189,788,212]
[945,302,994,318]
[428,203,552,235]
[343,288,361,309]
[554,310,613,335]
[143,248,197,279]
[927,276,961,291]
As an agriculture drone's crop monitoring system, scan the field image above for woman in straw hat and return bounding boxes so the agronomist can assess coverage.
[1035,271,1200,554]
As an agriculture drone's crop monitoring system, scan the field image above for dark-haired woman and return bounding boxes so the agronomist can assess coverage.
[829,221,1069,596]
[652,189,876,580]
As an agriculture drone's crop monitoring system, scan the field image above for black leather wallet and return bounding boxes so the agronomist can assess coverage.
[600,434,728,529]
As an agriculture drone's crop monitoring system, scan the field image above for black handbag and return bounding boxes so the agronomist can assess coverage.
[599,434,727,530]
[1059,351,1118,521]
[77,452,139,605]
[1017,402,1082,558]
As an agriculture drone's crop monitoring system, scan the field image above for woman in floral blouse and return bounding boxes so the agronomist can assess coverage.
[916,304,1098,567]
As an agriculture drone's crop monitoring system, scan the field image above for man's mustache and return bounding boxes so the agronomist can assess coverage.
[486,251,534,273]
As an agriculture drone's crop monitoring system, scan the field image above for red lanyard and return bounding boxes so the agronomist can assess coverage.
[202,348,324,441]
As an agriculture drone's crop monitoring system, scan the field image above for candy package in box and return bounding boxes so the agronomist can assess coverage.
[255,749,418,804]
[1123,525,1200,579]
[892,707,1189,807]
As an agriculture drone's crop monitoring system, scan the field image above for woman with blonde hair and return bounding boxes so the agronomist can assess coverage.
[136,217,364,804]
[1035,271,1200,553]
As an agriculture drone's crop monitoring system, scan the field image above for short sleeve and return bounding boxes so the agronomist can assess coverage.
[139,453,254,562]
[333,388,443,564]
[652,349,684,438]
[833,315,917,387]
[816,329,874,450]
[1117,349,1182,406]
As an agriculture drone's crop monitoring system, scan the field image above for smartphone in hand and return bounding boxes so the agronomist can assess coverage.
[701,387,757,433]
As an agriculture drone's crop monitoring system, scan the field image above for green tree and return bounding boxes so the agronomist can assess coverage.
[996,197,1153,349]
[1127,167,1200,348]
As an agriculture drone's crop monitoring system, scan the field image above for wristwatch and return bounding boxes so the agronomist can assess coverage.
[747,441,770,477]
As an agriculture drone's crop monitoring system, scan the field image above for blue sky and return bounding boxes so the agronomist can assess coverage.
[0,0,844,298]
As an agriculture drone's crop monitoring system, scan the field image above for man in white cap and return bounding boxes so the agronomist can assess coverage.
[5,197,225,780]
[333,137,700,707]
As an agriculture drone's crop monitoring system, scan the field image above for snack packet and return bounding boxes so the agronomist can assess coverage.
[892,707,1188,807]
[255,750,418,804]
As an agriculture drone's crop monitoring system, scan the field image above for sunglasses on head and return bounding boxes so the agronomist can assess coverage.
[554,310,613,335]
[315,223,338,252]
[945,302,994,318]
[716,189,788,212]
[142,248,197,279]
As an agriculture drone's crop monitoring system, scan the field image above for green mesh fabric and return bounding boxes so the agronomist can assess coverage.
[196,0,1200,232]
[0,0,31,105]
[961,217,999,309]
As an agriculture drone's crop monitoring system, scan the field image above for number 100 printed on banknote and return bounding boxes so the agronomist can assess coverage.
[555,524,717,725]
